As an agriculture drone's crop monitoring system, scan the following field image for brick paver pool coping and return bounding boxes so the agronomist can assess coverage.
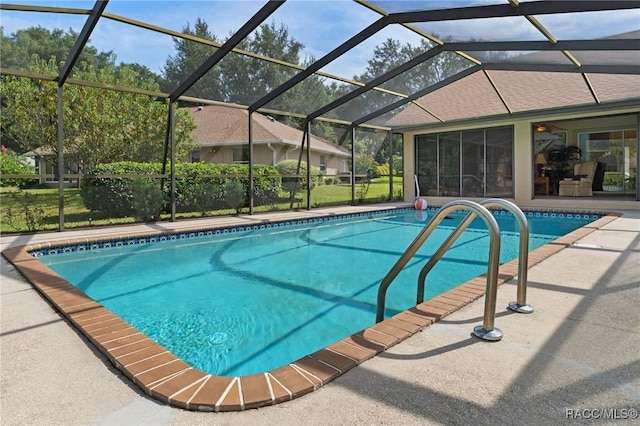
[1,212,620,412]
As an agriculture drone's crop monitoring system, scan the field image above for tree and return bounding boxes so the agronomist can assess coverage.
[162,18,223,99]
[1,25,173,169]
[0,70,58,154]
[335,37,470,121]
[0,26,115,72]
[1,57,197,174]
[218,21,304,106]
[116,62,163,86]
[262,59,334,115]
[162,19,343,149]
[163,20,336,116]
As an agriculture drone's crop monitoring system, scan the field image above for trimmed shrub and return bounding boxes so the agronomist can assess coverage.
[81,161,282,217]
[172,163,281,213]
[173,162,224,214]
[130,179,165,221]
[323,176,339,185]
[81,162,159,217]
[252,164,283,205]
[224,180,246,214]
[275,160,322,194]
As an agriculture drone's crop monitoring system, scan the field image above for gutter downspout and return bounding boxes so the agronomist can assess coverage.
[267,142,277,165]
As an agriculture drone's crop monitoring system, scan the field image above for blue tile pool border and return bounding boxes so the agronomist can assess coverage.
[27,207,606,258]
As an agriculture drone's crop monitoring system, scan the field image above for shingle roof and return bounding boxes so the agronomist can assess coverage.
[386,70,640,129]
[386,30,640,129]
[24,146,54,156]
[491,71,595,112]
[190,105,350,156]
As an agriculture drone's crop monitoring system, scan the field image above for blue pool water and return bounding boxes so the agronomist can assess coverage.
[39,209,596,377]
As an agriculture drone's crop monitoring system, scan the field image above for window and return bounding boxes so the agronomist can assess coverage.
[42,157,76,183]
[44,157,56,183]
[415,126,513,197]
[578,129,637,193]
[190,150,200,163]
[232,146,249,163]
[319,155,326,173]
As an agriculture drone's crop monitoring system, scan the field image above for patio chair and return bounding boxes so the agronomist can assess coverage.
[558,160,598,196]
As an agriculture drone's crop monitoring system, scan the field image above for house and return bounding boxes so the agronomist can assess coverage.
[23,105,352,187]
[388,66,639,210]
[188,105,351,176]
[23,146,78,187]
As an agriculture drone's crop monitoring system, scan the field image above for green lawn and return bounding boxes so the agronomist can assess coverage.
[305,177,402,206]
[0,177,403,233]
[0,187,135,232]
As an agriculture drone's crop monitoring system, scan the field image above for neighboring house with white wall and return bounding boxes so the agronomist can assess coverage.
[23,146,78,187]
[188,105,351,176]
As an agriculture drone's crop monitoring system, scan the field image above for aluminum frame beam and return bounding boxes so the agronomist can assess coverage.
[248,17,389,112]
[3,0,638,134]
[307,45,446,122]
[442,39,639,52]
[169,0,285,102]
[57,0,108,85]
[352,66,480,127]
[387,1,640,24]
[482,62,640,74]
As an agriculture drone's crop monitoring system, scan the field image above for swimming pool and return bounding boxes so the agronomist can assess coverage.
[4,206,617,411]
[37,208,597,377]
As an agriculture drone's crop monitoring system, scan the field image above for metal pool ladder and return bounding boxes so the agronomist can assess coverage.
[375,199,533,342]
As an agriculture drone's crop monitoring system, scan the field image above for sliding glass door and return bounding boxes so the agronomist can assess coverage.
[415,126,513,198]
[578,129,637,194]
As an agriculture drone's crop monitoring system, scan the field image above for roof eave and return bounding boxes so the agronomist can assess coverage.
[389,98,640,133]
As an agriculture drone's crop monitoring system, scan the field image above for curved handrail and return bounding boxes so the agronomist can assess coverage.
[415,198,533,313]
[376,200,502,340]
[483,199,533,313]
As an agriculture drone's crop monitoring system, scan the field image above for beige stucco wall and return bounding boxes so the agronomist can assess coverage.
[194,144,349,176]
[402,106,639,210]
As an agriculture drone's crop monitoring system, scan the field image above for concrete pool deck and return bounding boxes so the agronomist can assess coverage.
[1,204,639,424]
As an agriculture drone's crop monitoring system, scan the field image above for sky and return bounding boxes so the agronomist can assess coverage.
[2,0,639,81]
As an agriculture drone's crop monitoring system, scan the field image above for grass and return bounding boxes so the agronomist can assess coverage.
[0,177,403,233]
[306,176,402,206]
[0,187,136,232]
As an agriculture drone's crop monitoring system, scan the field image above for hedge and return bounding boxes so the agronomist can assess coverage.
[275,160,322,193]
[80,162,282,217]
[81,162,156,217]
